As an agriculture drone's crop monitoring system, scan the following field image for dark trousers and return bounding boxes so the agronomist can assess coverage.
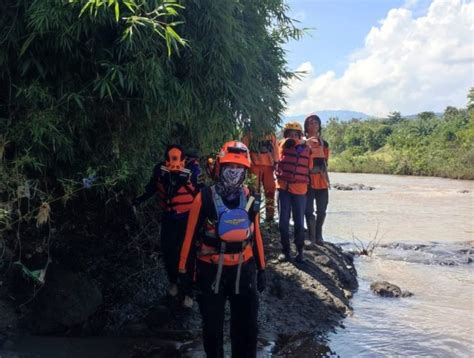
[305,188,329,242]
[160,215,188,284]
[305,188,328,222]
[278,189,306,253]
[196,260,259,358]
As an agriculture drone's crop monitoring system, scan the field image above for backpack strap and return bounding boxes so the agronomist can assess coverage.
[212,241,226,294]
[238,189,248,210]
[210,185,226,218]
[235,243,245,294]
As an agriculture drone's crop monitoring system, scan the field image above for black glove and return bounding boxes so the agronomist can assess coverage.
[283,139,296,149]
[257,270,266,293]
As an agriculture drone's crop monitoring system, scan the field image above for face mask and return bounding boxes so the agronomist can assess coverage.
[216,166,246,199]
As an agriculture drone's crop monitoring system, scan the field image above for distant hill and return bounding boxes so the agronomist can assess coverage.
[283,110,370,125]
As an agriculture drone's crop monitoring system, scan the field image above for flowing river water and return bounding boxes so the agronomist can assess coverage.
[1,173,472,357]
[325,172,474,357]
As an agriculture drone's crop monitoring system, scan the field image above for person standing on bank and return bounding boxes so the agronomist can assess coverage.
[276,122,312,263]
[178,141,266,358]
[133,145,201,307]
[304,114,330,244]
[242,131,279,223]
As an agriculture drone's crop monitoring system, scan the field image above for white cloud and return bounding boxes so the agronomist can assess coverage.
[285,0,474,117]
[403,0,420,9]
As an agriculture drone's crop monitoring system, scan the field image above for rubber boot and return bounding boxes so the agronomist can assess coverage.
[168,283,178,297]
[307,216,317,244]
[315,214,326,244]
[295,246,305,263]
[183,295,193,309]
[278,249,291,262]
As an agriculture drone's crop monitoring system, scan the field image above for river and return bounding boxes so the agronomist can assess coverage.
[325,172,474,357]
[1,173,472,357]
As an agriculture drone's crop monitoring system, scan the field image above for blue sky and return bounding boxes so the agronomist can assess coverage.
[283,0,473,116]
[285,0,409,75]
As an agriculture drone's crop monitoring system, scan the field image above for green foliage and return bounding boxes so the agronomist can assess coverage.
[386,111,402,124]
[0,0,300,251]
[325,118,391,154]
[325,94,474,179]
[468,88,474,111]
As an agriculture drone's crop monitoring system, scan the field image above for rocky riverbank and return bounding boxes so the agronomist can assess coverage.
[0,224,357,357]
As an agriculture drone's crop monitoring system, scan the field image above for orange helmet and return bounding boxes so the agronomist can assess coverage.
[165,145,185,171]
[217,141,251,169]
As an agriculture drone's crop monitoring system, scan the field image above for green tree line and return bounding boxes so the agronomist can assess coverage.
[324,90,474,179]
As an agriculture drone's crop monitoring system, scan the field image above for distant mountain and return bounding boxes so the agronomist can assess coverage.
[283,110,370,125]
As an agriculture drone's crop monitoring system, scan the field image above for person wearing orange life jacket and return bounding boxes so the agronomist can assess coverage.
[241,131,279,222]
[276,122,312,263]
[304,114,330,244]
[179,141,266,358]
[133,145,201,306]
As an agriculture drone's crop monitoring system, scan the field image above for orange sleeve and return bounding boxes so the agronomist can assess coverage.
[272,135,279,163]
[179,192,202,273]
[241,133,250,147]
[278,139,285,159]
[252,213,266,270]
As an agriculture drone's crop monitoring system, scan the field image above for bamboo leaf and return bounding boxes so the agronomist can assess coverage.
[19,33,36,57]
[114,0,120,22]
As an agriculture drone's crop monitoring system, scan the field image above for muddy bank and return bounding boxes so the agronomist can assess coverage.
[0,224,357,357]
[260,227,357,343]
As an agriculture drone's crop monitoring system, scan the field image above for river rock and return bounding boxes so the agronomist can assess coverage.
[343,289,353,299]
[370,281,403,297]
[27,268,102,333]
[332,183,375,191]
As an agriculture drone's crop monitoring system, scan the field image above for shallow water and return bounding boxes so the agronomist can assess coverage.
[326,173,474,357]
[2,173,473,357]
[326,172,473,244]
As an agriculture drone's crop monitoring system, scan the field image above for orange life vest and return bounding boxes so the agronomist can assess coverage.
[198,187,255,266]
[307,137,330,187]
[198,186,256,294]
[277,141,310,184]
[157,182,197,215]
[308,137,325,159]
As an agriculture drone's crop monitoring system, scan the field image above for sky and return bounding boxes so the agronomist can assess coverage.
[283,0,474,117]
